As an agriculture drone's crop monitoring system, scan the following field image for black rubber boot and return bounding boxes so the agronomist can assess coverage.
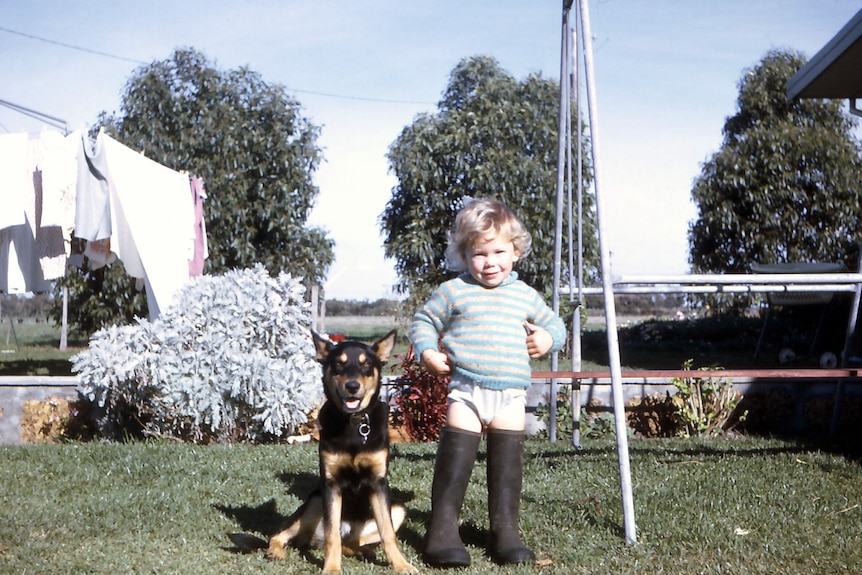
[423,426,481,568]
[486,429,535,565]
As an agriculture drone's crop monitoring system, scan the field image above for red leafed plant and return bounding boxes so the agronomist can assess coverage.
[389,345,449,442]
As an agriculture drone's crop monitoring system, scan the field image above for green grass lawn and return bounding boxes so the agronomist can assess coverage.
[1,437,860,574]
[0,319,87,376]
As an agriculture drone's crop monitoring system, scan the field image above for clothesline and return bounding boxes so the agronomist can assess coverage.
[0,98,69,134]
[0,128,208,321]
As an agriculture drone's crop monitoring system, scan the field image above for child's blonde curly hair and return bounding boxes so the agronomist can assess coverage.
[445,197,532,272]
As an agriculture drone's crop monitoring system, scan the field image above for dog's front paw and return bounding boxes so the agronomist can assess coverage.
[392,559,418,574]
[265,541,287,561]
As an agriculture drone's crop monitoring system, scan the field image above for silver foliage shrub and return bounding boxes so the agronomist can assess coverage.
[72,265,323,443]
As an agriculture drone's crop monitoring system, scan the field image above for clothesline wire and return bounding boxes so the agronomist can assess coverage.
[1,25,436,107]
[283,86,434,106]
[0,25,146,65]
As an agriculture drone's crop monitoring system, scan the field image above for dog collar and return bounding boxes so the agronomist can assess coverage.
[350,412,371,444]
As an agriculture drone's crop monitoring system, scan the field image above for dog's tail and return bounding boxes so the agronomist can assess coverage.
[228,532,269,552]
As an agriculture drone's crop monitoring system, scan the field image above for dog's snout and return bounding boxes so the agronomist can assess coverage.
[345,380,361,394]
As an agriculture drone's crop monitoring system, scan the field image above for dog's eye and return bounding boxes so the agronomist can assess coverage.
[330,360,347,374]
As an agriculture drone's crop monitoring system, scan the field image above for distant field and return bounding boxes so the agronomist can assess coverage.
[316,315,408,340]
[1,313,614,376]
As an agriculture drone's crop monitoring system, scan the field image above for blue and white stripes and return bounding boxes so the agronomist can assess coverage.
[410,272,566,390]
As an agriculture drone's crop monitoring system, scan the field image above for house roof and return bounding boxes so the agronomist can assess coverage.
[787,8,862,99]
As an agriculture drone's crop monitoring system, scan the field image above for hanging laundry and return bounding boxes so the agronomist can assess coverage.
[188,176,208,277]
[32,129,80,280]
[0,133,29,231]
[35,223,66,280]
[75,132,196,319]
[0,216,51,293]
[83,237,116,270]
[35,129,79,229]
[0,130,73,293]
[74,131,114,243]
[0,128,204,313]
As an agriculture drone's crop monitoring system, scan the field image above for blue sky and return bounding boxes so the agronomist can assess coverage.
[2,0,860,299]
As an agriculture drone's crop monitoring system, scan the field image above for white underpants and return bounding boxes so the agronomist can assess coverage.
[447,377,527,425]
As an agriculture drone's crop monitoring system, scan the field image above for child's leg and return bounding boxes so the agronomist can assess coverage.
[446,399,484,432]
[486,400,534,564]
[486,392,526,431]
[423,413,481,568]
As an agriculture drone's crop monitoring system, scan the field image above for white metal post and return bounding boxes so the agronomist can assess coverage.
[577,0,638,544]
[550,0,573,442]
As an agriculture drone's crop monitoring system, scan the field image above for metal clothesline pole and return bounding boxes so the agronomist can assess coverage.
[549,0,572,443]
[552,0,585,448]
[0,97,69,134]
[576,0,637,544]
[564,273,862,295]
[569,14,583,449]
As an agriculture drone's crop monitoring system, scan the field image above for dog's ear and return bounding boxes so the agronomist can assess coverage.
[372,329,397,365]
[311,330,333,363]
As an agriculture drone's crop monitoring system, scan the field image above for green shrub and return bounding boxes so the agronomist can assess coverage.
[671,359,745,437]
[537,367,746,440]
[71,265,324,443]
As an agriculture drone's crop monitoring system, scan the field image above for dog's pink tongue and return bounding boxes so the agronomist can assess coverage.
[345,398,361,410]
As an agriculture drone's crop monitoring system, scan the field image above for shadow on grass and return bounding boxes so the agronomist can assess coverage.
[532,435,862,467]
[216,471,318,539]
[0,358,76,376]
[401,505,493,559]
[628,442,809,459]
[532,440,829,461]
[798,434,862,464]
[216,469,423,567]
[390,444,437,463]
[275,470,320,499]
[216,498,284,550]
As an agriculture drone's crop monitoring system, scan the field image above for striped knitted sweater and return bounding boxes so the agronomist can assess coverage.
[410,272,567,390]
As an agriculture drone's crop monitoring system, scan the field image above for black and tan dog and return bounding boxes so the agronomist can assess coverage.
[265,329,416,574]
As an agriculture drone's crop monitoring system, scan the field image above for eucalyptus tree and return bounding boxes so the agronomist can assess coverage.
[381,56,597,309]
[689,49,862,275]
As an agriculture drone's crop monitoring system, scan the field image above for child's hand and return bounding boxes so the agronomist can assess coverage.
[524,322,554,359]
[420,349,451,376]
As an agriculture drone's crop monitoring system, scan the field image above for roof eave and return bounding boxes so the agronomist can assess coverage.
[787,8,862,100]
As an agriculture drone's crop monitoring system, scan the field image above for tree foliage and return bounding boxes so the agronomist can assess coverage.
[53,48,333,335]
[55,263,150,336]
[381,56,597,309]
[689,49,862,274]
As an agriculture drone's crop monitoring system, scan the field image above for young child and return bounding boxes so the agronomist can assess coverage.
[410,197,566,567]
